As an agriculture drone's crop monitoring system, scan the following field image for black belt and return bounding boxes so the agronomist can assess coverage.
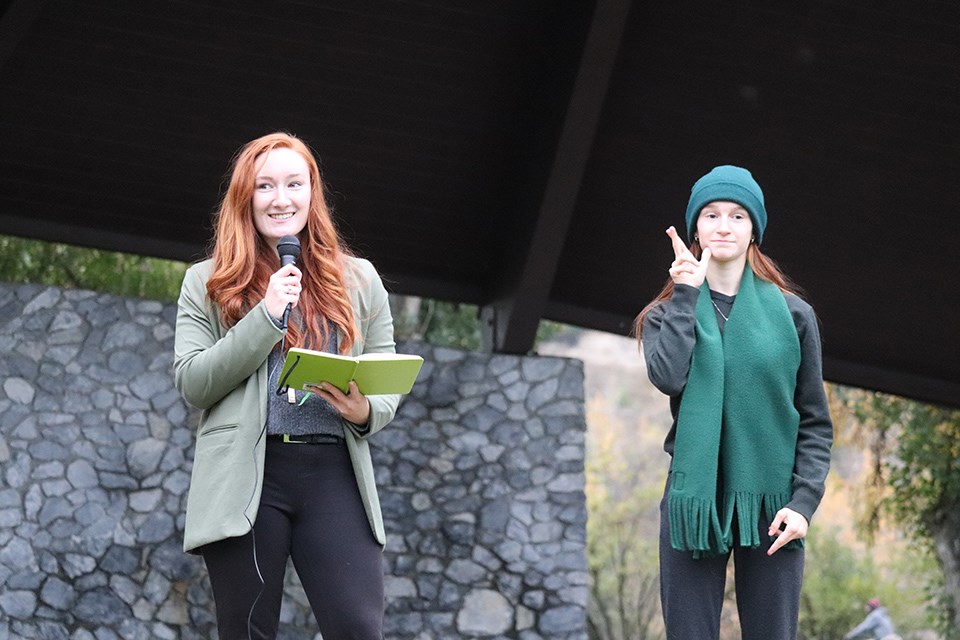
[268,434,343,445]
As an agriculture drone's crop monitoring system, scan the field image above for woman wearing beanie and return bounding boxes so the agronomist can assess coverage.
[635,165,833,639]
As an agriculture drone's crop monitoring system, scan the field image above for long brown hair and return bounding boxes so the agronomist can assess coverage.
[206,132,359,353]
[633,241,801,345]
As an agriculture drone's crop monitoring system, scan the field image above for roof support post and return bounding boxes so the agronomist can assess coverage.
[480,0,632,353]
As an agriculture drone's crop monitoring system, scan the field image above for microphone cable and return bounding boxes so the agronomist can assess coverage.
[243,412,267,640]
[242,351,285,639]
[243,234,301,637]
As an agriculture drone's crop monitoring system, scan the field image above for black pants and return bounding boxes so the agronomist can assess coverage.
[659,476,805,640]
[201,438,384,640]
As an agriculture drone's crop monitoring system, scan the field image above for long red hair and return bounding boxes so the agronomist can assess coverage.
[206,132,359,353]
[633,241,802,344]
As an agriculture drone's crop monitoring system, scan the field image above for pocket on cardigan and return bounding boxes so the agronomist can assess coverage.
[198,423,237,438]
[195,423,238,457]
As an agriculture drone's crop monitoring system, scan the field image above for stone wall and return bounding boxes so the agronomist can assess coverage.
[0,283,588,640]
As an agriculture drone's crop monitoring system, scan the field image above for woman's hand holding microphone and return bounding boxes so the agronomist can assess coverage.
[264,264,302,322]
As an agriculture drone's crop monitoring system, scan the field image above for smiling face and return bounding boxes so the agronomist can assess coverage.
[251,147,311,248]
[696,200,753,264]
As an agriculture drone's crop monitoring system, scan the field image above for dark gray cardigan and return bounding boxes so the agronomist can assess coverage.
[641,283,833,524]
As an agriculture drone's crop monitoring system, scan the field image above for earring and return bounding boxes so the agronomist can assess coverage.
[694,234,699,242]
[751,236,756,244]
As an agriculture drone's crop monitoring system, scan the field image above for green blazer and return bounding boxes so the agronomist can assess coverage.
[174,256,400,553]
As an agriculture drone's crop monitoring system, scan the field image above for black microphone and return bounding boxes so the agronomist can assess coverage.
[276,235,301,330]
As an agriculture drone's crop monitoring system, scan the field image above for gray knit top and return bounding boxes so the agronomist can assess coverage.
[266,319,345,438]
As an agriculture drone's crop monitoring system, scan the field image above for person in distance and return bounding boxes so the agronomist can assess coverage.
[634,165,833,639]
[174,131,399,639]
[844,598,901,640]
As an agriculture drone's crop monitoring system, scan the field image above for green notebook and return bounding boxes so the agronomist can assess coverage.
[278,348,424,395]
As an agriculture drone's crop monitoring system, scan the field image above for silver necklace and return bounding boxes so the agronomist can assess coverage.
[711,299,729,322]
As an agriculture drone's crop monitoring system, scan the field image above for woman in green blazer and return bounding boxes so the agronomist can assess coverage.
[174,132,400,640]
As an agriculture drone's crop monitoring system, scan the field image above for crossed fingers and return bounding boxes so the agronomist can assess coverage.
[666,226,710,287]
[668,226,690,260]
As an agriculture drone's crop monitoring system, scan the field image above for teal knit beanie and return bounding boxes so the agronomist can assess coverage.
[685,165,767,245]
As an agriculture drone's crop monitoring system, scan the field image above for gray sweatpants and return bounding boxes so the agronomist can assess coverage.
[659,477,805,640]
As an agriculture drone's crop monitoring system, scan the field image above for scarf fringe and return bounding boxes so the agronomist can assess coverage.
[669,496,724,554]
[670,491,803,556]
[724,491,768,548]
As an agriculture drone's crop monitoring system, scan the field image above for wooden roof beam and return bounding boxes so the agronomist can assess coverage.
[481,0,632,354]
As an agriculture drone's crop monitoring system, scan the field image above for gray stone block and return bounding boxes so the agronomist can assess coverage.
[0,283,588,639]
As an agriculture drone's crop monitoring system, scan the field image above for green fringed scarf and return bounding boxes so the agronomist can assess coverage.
[668,264,802,557]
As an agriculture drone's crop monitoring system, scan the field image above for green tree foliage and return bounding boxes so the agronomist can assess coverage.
[390,295,572,351]
[584,405,663,640]
[2,235,570,351]
[0,235,188,302]
[836,387,960,638]
[800,525,875,640]
[586,510,660,640]
[392,297,484,350]
[799,524,935,639]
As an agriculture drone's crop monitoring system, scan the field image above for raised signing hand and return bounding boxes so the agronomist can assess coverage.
[667,226,711,288]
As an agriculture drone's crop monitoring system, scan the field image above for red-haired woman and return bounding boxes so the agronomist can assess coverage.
[174,132,398,639]
[635,166,833,639]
